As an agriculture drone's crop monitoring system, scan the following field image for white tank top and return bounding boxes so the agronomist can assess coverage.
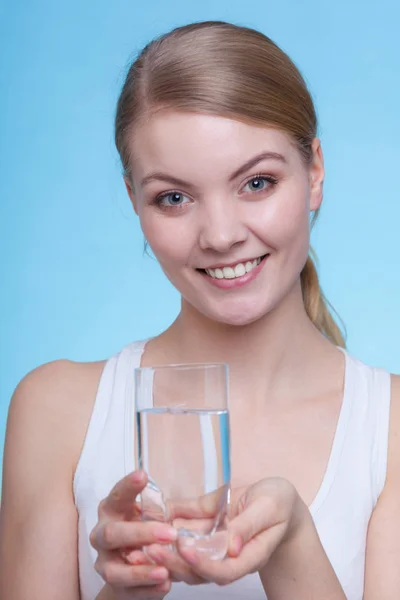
[73,340,391,600]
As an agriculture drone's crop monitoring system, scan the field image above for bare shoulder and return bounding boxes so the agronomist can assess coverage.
[12,356,107,411]
[387,374,400,473]
[0,357,108,598]
[6,356,107,475]
[378,373,400,490]
[363,374,400,598]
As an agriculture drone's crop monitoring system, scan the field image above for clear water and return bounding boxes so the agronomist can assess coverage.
[137,407,230,560]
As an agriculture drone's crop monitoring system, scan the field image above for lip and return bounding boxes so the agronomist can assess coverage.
[198,254,269,289]
[198,254,267,271]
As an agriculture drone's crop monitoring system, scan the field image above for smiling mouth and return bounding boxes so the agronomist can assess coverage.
[197,254,269,280]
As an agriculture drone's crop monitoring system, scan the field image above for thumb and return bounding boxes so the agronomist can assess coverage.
[102,470,148,518]
[227,497,278,555]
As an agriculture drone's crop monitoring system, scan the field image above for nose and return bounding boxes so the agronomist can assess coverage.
[198,197,248,253]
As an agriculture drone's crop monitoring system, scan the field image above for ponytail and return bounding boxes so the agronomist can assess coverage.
[300,249,346,347]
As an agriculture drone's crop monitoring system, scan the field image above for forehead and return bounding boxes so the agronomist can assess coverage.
[129,111,299,180]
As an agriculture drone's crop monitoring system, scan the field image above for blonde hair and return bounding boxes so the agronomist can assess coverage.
[115,21,346,347]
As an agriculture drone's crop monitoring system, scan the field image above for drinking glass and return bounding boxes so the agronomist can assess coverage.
[133,362,231,560]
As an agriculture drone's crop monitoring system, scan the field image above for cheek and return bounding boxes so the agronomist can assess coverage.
[139,212,194,265]
[250,184,310,250]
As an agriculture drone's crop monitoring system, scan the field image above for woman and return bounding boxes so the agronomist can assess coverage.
[1,20,399,600]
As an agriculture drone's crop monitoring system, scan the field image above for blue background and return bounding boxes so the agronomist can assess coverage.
[1,0,399,472]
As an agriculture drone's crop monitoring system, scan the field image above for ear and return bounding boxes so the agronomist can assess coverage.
[309,138,324,212]
[124,177,138,215]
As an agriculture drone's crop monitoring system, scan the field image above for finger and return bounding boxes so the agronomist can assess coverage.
[121,549,150,566]
[172,516,215,536]
[99,471,148,519]
[90,520,177,551]
[227,496,279,548]
[152,579,172,595]
[179,526,285,586]
[168,486,225,520]
[95,553,170,588]
[145,543,205,585]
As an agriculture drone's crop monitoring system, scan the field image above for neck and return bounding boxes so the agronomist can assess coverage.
[161,279,334,400]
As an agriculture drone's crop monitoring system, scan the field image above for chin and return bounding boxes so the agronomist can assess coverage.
[203,302,270,327]
[219,314,262,327]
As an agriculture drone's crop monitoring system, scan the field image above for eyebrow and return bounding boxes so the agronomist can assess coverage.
[140,151,287,189]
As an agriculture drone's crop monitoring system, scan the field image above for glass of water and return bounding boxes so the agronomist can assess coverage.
[133,362,230,560]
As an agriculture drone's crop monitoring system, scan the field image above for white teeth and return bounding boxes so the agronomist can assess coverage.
[234,263,246,277]
[222,266,235,279]
[205,256,265,280]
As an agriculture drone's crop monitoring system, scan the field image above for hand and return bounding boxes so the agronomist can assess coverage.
[90,471,179,599]
[155,478,310,587]
[139,485,251,584]
[126,490,219,586]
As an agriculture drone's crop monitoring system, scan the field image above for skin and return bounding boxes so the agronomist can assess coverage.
[1,111,399,600]
[110,111,346,596]
[129,112,318,328]
[127,112,346,502]
[96,111,400,598]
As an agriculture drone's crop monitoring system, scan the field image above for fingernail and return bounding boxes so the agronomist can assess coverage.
[147,548,163,564]
[132,470,145,483]
[150,567,168,581]
[124,550,145,565]
[228,534,242,556]
[156,526,178,542]
[182,549,198,565]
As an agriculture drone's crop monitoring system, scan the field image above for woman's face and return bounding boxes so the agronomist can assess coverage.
[127,111,324,326]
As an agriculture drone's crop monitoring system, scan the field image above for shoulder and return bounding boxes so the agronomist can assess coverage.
[6,357,108,475]
[374,372,400,498]
[390,373,400,406]
[0,358,110,597]
[10,357,107,419]
[362,374,400,596]
[387,374,400,480]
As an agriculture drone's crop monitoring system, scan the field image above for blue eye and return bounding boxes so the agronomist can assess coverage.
[243,176,277,193]
[156,192,190,207]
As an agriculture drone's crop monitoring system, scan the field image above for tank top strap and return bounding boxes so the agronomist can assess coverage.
[369,365,392,503]
[341,351,392,505]
[73,354,118,502]
[121,340,148,474]
[73,340,147,504]
[309,349,392,516]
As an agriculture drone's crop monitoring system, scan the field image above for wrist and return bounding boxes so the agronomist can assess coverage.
[259,515,345,600]
[260,504,315,580]
[282,490,311,547]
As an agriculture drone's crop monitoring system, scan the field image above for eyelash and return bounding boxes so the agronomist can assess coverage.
[153,173,279,209]
[242,173,279,193]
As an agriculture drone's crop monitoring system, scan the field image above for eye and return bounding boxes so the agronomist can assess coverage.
[242,175,277,194]
[155,192,191,208]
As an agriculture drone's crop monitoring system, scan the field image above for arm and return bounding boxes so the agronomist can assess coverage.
[0,359,99,600]
[363,374,400,599]
[170,478,347,598]
[259,514,346,599]
[259,374,400,600]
